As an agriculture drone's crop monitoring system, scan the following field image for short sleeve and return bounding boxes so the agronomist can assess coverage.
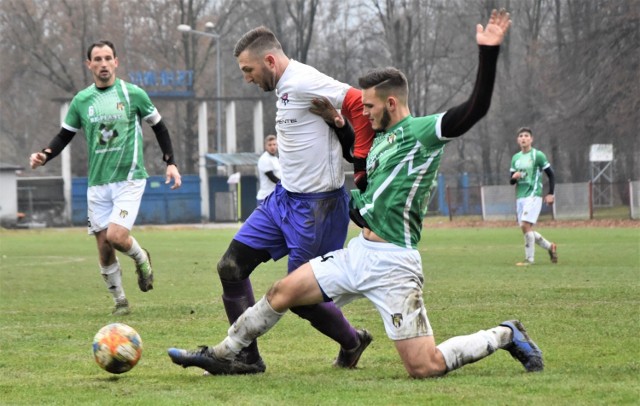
[132,86,161,125]
[62,98,82,132]
[258,155,274,172]
[414,114,446,147]
[537,150,550,170]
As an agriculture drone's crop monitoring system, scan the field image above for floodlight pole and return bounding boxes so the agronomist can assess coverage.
[177,23,222,154]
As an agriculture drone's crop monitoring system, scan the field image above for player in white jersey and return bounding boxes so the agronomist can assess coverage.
[29,40,181,316]
[256,134,281,204]
[169,10,544,379]
[171,26,374,375]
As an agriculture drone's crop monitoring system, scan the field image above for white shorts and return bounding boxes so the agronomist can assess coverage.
[86,179,146,234]
[517,196,542,225]
[309,233,433,340]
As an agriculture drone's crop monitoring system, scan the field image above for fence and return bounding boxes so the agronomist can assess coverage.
[13,175,639,227]
[440,175,637,221]
[16,175,257,227]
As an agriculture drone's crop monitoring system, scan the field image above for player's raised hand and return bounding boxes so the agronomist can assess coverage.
[477,8,511,46]
[310,96,345,128]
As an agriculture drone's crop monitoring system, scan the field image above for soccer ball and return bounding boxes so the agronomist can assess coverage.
[92,323,143,374]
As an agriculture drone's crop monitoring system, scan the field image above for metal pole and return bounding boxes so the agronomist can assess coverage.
[60,102,71,225]
[216,42,222,154]
[177,24,222,153]
[198,101,210,221]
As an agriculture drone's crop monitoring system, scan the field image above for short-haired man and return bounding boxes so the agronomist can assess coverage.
[510,127,558,266]
[189,26,375,374]
[29,40,182,315]
[256,134,280,205]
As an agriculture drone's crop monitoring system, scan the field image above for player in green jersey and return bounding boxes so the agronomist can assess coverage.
[169,9,544,378]
[510,127,558,266]
[29,40,182,315]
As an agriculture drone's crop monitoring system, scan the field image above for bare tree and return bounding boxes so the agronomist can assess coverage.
[174,0,244,172]
[1,0,637,189]
[532,0,639,182]
[0,0,132,176]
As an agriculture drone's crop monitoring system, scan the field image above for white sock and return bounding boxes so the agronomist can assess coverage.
[100,260,125,302]
[437,326,511,372]
[126,237,147,265]
[524,231,535,262]
[212,296,285,360]
[533,231,552,250]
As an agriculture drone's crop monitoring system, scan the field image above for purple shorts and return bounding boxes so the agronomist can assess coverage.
[234,183,350,273]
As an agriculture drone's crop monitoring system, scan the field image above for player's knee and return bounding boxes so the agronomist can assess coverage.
[406,367,436,379]
[105,231,127,251]
[265,280,291,312]
[217,251,245,281]
[400,345,447,379]
[404,361,446,379]
[217,240,270,281]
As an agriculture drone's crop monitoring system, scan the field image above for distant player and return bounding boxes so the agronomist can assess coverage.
[256,134,280,205]
[510,127,558,266]
[29,40,182,315]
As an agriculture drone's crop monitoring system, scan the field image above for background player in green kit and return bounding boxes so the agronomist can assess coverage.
[169,9,544,379]
[510,127,558,266]
[29,40,182,315]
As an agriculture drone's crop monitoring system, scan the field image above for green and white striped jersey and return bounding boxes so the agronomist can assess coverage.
[351,114,449,249]
[510,149,550,198]
[63,78,160,186]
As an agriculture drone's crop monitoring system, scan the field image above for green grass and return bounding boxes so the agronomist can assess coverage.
[0,224,638,405]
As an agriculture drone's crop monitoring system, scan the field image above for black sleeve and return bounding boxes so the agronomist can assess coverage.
[43,128,76,163]
[544,166,555,195]
[509,171,517,185]
[151,119,176,166]
[265,170,280,184]
[329,120,355,163]
[440,45,500,139]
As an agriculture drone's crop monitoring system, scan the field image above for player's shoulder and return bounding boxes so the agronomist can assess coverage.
[409,113,443,134]
[511,150,523,161]
[291,60,344,86]
[73,83,99,100]
[534,148,549,159]
[118,78,148,95]
[413,113,442,124]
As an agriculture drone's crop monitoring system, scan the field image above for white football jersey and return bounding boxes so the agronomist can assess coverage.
[274,60,349,193]
[256,151,281,200]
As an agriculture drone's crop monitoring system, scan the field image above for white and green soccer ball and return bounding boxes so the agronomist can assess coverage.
[92,323,143,374]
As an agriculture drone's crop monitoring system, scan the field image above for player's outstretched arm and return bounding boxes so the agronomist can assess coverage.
[439,9,511,139]
[29,128,76,168]
[477,8,512,46]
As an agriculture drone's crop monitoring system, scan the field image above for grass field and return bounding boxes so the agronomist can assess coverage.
[1,223,638,405]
